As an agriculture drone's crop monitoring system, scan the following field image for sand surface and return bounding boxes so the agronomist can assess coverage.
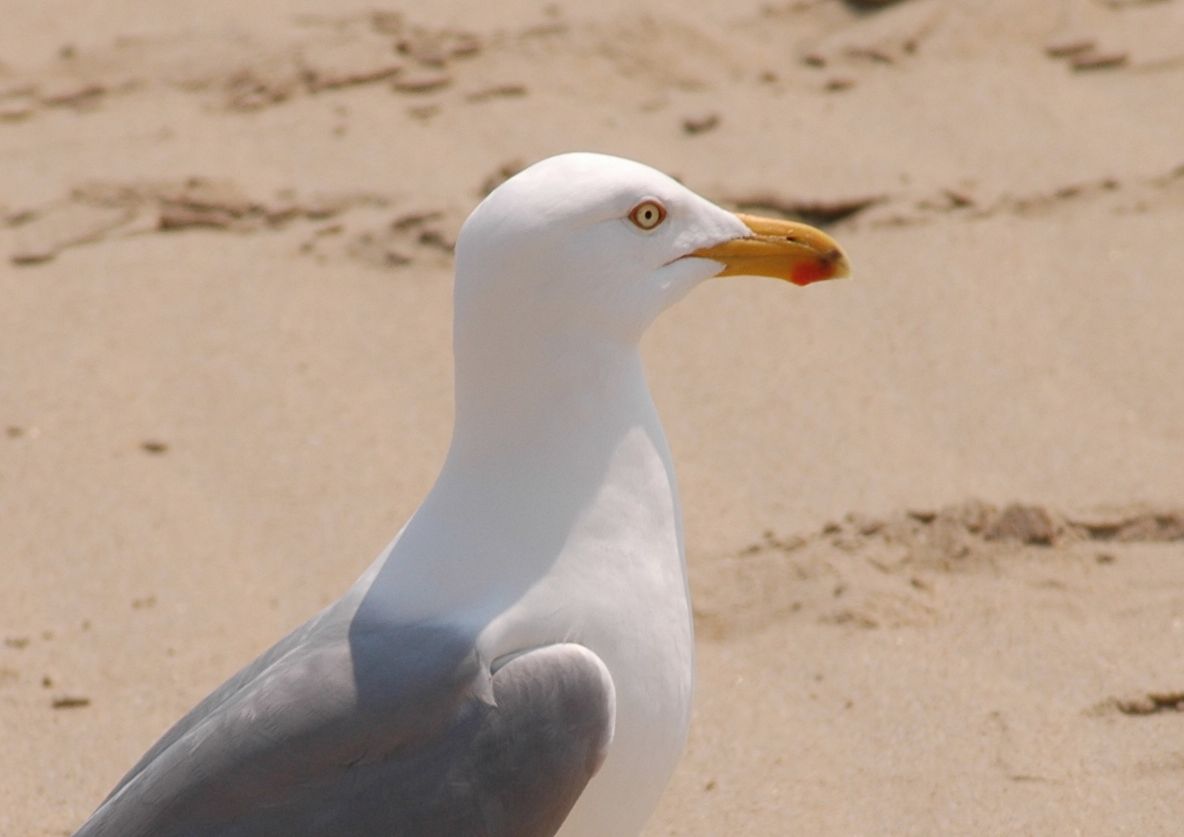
[2,0,1183,834]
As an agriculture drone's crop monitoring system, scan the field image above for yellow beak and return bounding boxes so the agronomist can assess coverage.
[688,213,850,287]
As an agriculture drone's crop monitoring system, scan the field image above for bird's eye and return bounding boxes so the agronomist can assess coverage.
[628,200,667,231]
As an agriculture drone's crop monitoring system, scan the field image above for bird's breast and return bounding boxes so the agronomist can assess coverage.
[480,422,694,836]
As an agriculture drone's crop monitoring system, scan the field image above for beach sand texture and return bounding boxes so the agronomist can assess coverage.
[2,1,1183,834]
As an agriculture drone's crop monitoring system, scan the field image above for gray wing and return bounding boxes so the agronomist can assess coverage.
[97,598,351,806]
[75,619,615,837]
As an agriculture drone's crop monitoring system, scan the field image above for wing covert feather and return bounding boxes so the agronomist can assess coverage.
[75,635,614,837]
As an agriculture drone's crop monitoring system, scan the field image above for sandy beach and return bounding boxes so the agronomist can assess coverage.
[2,0,1183,833]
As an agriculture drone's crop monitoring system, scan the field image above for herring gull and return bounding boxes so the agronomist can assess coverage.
[73,152,850,837]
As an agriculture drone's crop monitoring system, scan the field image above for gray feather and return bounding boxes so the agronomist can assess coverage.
[74,601,615,837]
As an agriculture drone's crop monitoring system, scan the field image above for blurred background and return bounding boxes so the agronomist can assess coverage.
[2,1,1182,834]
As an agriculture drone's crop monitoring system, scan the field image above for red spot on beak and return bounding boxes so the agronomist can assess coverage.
[790,259,834,287]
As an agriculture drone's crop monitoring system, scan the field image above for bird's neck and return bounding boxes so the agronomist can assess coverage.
[364,332,683,625]
[450,330,654,463]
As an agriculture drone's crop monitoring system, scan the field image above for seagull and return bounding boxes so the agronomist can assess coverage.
[74,152,850,837]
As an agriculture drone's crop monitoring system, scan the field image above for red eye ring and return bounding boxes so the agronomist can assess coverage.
[628,200,667,230]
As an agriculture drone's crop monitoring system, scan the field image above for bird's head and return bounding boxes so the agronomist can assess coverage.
[455,152,850,346]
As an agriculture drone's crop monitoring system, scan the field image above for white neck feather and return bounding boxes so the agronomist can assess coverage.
[365,330,682,632]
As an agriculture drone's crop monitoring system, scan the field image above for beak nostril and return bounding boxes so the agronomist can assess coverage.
[822,248,842,263]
